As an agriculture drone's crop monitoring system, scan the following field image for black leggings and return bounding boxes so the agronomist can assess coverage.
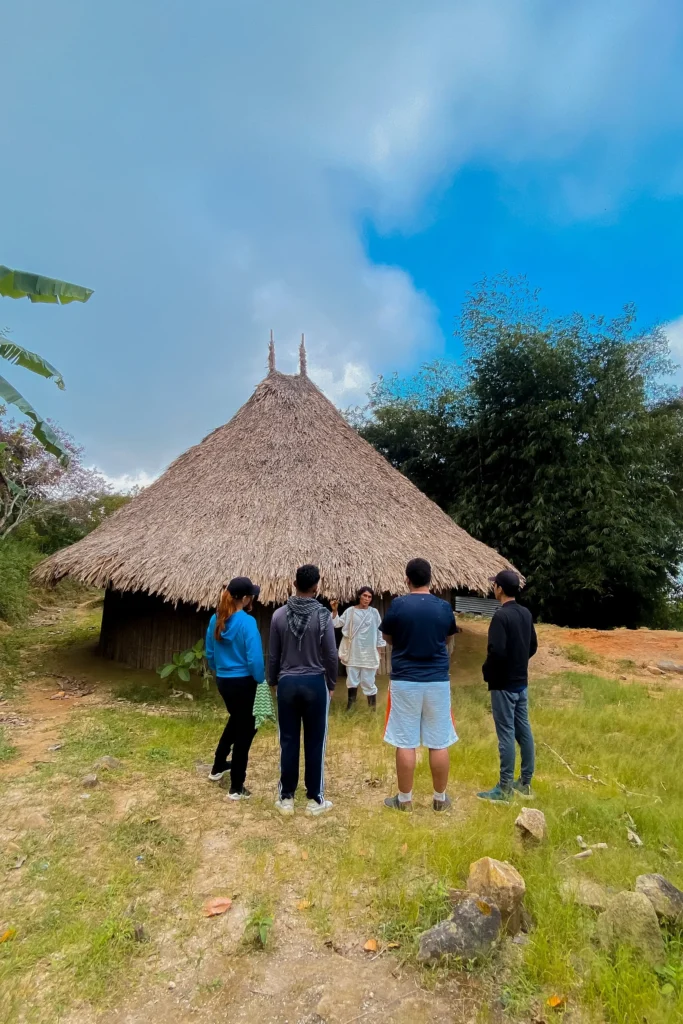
[213,676,257,792]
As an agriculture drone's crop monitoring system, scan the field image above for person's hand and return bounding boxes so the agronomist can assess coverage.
[330,599,339,615]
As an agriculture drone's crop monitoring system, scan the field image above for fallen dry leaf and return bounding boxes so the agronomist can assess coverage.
[0,928,16,943]
[296,899,311,911]
[12,856,27,870]
[358,849,368,857]
[400,843,408,856]
[49,691,67,700]
[203,897,233,918]
[546,995,566,1010]
[387,941,400,948]
[363,938,378,952]
[301,850,309,861]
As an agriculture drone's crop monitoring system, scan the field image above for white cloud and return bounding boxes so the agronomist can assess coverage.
[98,470,159,495]
[3,0,682,476]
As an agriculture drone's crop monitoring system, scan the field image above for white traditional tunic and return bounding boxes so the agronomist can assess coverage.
[332,606,385,669]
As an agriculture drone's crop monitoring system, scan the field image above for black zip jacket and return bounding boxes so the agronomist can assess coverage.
[482,600,538,691]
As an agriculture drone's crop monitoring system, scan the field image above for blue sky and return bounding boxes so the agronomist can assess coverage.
[2,0,683,485]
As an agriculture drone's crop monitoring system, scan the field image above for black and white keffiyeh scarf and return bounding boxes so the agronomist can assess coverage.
[286,596,331,648]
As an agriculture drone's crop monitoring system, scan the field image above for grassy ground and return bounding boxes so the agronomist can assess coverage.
[1,608,683,1022]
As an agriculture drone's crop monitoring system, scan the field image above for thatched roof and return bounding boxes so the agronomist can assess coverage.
[35,344,516,606]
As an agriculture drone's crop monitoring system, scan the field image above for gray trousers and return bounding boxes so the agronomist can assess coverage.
[490,688,535,788]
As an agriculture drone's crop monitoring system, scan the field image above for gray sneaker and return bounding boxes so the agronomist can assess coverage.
[433,794,452,812]
[384,794,412,812]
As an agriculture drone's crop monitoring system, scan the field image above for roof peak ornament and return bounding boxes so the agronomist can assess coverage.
[268,329,276,373]
[299,333,307,377]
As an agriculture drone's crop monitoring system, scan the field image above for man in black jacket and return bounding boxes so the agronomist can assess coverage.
[479,570,538,802]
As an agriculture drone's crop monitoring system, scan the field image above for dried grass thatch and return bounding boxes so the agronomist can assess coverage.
[35,352,516,605]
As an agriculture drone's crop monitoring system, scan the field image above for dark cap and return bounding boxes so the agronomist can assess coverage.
[226,577,260,601]
[489,570,520,592]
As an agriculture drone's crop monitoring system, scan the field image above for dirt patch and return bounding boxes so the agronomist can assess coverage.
[545,625,683,663]
[0,674,108,778]
[458,618,683,684]
[64,943,486,1024]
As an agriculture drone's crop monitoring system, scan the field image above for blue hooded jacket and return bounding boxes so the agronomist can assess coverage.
[205,609,265,682]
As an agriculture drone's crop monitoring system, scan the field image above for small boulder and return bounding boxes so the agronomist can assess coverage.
[93,755,123,771]
[81,774,99,789]
[597,891,665,966]
[467,857,526,916]
[657,660,683,674]
[559,878,609,912]
[635,874,683,926]
[417,896,501,964]
[515,808,546,843]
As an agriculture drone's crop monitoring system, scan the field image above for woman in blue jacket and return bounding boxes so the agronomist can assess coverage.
[205,576,265,799]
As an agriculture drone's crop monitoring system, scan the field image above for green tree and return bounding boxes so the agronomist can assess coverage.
[0,264,93,463]
[359,278,683,628]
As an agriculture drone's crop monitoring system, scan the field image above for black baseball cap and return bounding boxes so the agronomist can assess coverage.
[489,570,520,591]
[226,577,260,600]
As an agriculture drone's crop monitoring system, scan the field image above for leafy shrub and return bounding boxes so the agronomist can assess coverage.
[158,640,212,688]
[0,539,39,623]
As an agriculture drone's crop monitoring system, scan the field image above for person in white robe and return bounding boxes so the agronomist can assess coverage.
[330,587,386,710]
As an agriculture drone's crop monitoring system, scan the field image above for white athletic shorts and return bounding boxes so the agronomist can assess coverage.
[383,679,458,750]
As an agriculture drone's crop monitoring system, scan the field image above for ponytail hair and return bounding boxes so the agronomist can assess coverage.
[215,588,240,640]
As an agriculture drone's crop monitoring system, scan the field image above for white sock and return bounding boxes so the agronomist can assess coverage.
[433,790,446,802]
[397,790,412,803]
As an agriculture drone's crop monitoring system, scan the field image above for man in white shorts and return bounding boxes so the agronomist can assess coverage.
[380,558,458,812]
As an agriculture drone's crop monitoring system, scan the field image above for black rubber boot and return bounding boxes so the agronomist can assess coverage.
[346,688,358,710]
[367,694,377,711]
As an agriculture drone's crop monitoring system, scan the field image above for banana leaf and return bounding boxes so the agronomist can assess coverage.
[0,340,65,389]
[0,374,69,464]
[0,266,93,304]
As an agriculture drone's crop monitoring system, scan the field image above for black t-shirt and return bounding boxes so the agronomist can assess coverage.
[380,593,457,682]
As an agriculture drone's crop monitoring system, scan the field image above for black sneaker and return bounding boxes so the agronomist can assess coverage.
[227,787,251,801]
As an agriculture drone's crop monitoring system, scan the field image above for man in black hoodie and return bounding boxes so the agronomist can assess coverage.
[479,570,537,802]
[269,564,338,817]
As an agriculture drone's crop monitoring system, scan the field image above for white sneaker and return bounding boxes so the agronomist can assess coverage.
[305,799,333,816]
[208,770,227,781]
[275,797,295,816]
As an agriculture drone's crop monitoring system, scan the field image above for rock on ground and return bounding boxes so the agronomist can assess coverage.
[657,660,683,674]
[467,857,526,916]
[417,896,502,964]
[515,807,547,843]
[559,878,609,912]
[597,891,665,966]
[81,774,99,789]
[93,755,124,770]
[635,874,683,925]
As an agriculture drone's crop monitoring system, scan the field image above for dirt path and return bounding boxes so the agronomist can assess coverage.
[0,676,106,779]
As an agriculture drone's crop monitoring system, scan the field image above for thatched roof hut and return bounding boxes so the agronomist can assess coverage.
[35,341,515,670]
